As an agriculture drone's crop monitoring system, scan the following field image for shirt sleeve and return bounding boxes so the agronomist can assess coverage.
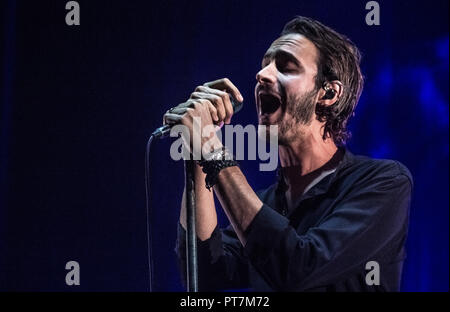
[175,222,249,291]
[243,171,412,291]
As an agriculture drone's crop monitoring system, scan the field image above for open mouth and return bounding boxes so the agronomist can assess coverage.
[259,93,282,115]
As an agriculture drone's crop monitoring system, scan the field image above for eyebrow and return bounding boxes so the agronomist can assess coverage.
[262,49,302,68]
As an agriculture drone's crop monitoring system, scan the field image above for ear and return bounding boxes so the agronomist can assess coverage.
[317,80,344,106]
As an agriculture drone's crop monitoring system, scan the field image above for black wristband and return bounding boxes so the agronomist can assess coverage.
[197,147,238,190]
[200,159,239,190]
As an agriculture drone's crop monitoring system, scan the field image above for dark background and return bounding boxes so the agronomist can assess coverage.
[0,0,448,291]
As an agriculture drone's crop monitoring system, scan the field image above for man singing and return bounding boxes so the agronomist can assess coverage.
[164,16,412,291]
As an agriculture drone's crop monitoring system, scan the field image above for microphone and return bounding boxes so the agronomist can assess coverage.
[152,95,243,139]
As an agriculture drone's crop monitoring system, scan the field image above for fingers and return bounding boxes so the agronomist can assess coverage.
[193,86,235,124]
[204,78,244,103]
[206,101,219,123]
[191,90,228,123]
[163,78,242,126]
[163,113,182,125]
[163,99,218,126]
[163,106,189,125]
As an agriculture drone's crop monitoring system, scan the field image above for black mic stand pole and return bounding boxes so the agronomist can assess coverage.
[184,159,198,292]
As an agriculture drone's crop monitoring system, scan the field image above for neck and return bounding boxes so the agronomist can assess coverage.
[278,123,338,186]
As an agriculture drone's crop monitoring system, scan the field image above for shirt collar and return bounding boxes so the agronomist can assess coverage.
[299,147,355,199]
[275,147,356,214]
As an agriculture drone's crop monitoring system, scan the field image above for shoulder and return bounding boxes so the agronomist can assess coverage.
[354,154,412,179]
[342,151,413,190]
[335,152,413,219]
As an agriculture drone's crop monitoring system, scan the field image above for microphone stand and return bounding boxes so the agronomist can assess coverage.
[184,159,198,292]
[150,97,241,292]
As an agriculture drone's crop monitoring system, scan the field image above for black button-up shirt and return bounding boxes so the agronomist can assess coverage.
[175,148,413,291]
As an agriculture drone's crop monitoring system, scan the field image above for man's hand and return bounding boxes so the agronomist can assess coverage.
[163,78,244,155]
[165,78,262,246]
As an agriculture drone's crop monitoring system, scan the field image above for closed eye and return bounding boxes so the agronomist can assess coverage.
[277,59,298,73]
[262,50,303,73]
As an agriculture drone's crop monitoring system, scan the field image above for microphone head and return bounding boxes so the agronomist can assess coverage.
[230,95,243,114]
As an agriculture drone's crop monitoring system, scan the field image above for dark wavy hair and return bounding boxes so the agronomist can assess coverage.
[282,16,364,145]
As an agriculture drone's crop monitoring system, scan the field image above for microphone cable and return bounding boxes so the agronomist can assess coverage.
[144,125,171,291]
[145,134,155,292]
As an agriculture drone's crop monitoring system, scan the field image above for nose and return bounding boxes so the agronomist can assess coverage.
[256,62,277,85]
